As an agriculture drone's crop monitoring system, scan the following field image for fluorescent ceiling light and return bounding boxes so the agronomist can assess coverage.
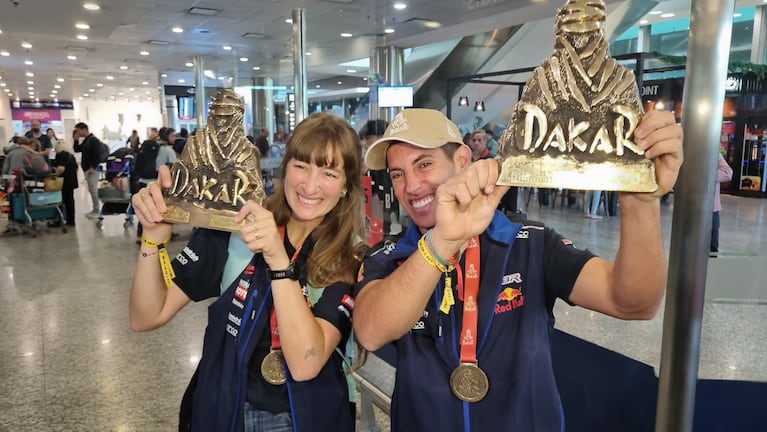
[83,3,100,11]
[385,28,395,34]
[172,27,184,33]
[340,32,353,37]
[140,50,150,56]
[660,13,674,18]
[394,3,407,10]
[187,7,219,16]
[223,45,232,51]
[76,23,90,30]
[67,55,77,60]
[22,42,32,48]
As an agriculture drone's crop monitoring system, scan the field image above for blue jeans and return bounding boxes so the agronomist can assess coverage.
[243,402,293,432]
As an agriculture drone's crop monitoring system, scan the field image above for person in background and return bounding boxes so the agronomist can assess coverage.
[74,122,105,219]
[255,128,270,157]
[711,153,733,257]
[353,108,683,431]
[469,129,490,161]
[583,189,603,220]
[25,119,53,158]
[127,130,141,151]
[129,112,365,432]
[46,128,60,161]
[53,140,79,227]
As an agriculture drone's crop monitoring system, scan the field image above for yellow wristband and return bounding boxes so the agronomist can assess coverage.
[418,237,449,273]
[158,244,176,289]
[141,235,171,248]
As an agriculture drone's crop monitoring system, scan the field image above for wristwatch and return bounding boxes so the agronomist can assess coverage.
[267,262,298,281]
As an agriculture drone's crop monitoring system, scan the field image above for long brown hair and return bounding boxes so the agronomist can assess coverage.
[266,112,366,287]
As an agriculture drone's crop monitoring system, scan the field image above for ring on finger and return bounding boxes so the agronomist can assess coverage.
[252,231,260,240]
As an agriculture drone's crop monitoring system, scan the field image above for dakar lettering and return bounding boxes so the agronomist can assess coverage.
[518,103,643,157]
[171,165,256,208]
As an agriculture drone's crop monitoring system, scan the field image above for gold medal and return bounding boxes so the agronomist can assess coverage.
[260,350,287,385]
[449,363,489,402]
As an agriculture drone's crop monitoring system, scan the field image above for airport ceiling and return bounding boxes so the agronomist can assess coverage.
[0,0,763,104]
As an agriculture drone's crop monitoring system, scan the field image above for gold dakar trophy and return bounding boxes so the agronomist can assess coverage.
[162,89,266,232]
[497,0,658,192]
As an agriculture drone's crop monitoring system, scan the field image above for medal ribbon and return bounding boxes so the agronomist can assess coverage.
[458,236,480,364]
[269,226,304,351]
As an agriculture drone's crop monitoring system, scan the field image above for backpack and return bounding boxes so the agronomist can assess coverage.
[133,140,161,179]
[98,140,111,163]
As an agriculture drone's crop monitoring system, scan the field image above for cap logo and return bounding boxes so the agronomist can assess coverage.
[388,112,409,136]
[446,122,458,139]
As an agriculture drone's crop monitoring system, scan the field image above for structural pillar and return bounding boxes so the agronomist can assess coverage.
[193,55,207,132]
[251,77,276,144]
[751,5,767,65]
[637,24,652,52]
[369,46,405,122]
[291,8,308,125]
[655,1,735,431]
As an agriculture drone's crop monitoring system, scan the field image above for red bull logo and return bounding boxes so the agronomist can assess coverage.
[495,287,525,314]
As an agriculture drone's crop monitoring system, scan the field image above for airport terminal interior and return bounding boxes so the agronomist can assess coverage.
[1,0,767,431]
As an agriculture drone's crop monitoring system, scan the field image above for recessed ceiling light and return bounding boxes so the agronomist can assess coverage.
[77,34,89,40]
[385,28,395,34]
[252,66,260,70]
[83,3,100,11]
[161,73,168,77]
[22,42,32,49]
[54,85,61,89]
[142,81,149,85]
[120,65,128,70]
[145,91,151,95]
[24,60,33,65]
[0,83,5,87]
[305,51,312,56]
[75,23,90,30]
[178,79,185,83]
[346,69,357,73]
[84,93,90,97]
[140,50,150,56]
[25,72,33,77]
[26,81,34,85]
[128,87,134,91]
[27,87,34,91]
[285,18,293,24]
[424,21,441,29]
[96,83,103,87]
[340,32,353,37]
[239,57,248,62]
[337,81,342,85]
[394,2,407,10]
[733,13,742,18]
[649,11,663,15]
[106,75,114,80]
[316,84,321,88]
[57,77,65,82]
[89,88,95,92]
[660,13,675,18]
[185,62,194,67]
[51,90,57,94]
[0,50,9,56]
[222,45,232,51]
[639,19,649,25]
[172,26,184,33]
[67,55,77,60]
[118,92,124,96]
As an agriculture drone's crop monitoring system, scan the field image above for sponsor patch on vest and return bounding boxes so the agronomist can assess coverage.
[228,312,242,327]
[562,238,573,246]
[495,286,525,315]
[226,323,239,338]
[517,230,529,239]
[232,298,244,309]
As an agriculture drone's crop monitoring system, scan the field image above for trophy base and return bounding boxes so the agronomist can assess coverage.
[162,198,244,233]
[497,154,658,192]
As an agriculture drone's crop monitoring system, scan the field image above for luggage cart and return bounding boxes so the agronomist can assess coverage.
[96,153,135,229]
[3,172,66,237]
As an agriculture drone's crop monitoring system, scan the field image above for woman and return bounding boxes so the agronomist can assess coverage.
[127,129,141,151]
[53,140,79,226]
[46,128,60,159]
[130,112,365,432]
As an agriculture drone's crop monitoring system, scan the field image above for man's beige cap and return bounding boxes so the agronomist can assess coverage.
[364,108,464,170]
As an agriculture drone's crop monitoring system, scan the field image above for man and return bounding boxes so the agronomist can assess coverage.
[469,129,490,161]
[25,119,53,157]
[485,129,498,158]
[254,127,269,157]
[353,108,682,431]
[74,122,104,219]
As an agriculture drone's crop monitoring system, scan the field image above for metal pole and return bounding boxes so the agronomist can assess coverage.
[193,55,206,132]
[291,8,308,124]
[655,1,734,431]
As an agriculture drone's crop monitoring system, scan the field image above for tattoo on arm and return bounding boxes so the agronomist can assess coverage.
[304,347,316,359]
